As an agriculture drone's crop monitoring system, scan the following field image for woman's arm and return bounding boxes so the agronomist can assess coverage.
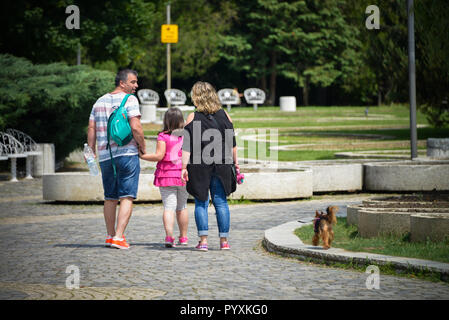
[139,140,166,161]
[233,146,239,170]
[224,110,239,169]
[185,112,195,126]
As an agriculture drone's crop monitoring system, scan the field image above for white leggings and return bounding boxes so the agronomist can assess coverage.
[159,186,189,212]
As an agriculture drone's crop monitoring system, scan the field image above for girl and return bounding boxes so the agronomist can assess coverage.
[140,107,189,247]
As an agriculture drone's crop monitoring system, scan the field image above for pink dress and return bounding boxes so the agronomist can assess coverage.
[153,132,185,187]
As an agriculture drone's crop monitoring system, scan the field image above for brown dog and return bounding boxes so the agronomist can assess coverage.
[312,206,338,249]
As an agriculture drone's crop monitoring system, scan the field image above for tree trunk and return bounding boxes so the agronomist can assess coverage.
[261,73,267,94]
[267,51,277,106]
[302,76,310,106]
[377,89,382,106]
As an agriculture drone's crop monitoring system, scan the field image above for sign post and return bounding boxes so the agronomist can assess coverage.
[161,2,178,108]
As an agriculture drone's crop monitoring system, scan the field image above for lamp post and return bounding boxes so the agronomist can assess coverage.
[407,0,418,159]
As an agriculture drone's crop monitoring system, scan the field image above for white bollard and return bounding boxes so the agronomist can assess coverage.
[279,96,297,112]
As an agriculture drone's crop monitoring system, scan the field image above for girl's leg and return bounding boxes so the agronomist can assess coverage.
[176,209,188,238]
[176,186,189,239]
[159,187,177,238]
[163,210,175,238]
[194,196,209,244]
[210,176,230,244]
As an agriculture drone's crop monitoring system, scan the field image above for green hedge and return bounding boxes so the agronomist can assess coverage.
[0,54,114,161]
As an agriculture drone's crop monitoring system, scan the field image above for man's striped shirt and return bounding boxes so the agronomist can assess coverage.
[89,92,141,162]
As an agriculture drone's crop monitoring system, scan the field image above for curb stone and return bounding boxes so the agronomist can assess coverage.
[263,220,449,280]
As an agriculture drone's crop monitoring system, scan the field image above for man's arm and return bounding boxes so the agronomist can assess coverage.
[129,116,146,154]
[87,120,96,157]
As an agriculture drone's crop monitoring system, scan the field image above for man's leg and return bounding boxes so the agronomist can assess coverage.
[115,197,133,239]
[104,200,118,237]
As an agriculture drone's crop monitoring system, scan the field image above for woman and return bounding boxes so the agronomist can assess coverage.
[181,81,239,251]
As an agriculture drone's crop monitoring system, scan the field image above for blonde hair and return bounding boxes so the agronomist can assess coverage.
[191,81,222,114]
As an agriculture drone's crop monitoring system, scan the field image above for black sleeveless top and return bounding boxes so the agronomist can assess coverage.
[182,109,237,201]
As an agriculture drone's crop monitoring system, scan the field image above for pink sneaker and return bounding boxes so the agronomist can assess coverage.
[220,241,230,250]
[195,242,208,251]
[178,237,188,246]
[165,236,176,248]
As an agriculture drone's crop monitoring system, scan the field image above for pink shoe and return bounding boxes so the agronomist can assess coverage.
[195,242,208,251]
[165,236,176,248]
[220,241,230,250]
[178,237,188,246]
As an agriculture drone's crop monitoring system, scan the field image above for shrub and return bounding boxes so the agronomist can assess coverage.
[0,54,114,160]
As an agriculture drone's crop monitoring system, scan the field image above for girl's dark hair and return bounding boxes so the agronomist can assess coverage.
[161,107,185,134]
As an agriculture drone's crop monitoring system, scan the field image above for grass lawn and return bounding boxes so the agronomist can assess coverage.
[295,217,449,264]
[143,104,448,161]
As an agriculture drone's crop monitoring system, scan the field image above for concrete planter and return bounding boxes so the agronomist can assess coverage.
[307,163,363,192]
[364,160,449,191]
[43,168,313,202]
[427,138,449,158]
[410,214,449,242]
[358,210,412,238]
[230,168,313,200]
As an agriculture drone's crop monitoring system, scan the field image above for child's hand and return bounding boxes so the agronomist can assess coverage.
[181,168,189,182]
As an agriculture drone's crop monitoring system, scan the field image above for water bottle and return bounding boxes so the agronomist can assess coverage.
[83,143,99,176]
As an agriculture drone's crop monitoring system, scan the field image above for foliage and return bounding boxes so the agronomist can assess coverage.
[415,0,449,127]
[0,54,114,161]
[133,0,237,85]
[1,0,158,67]
[281,0,362,105]
[1,1,448,125]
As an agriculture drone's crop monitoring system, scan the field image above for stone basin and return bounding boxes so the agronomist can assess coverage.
[43,166,313,201]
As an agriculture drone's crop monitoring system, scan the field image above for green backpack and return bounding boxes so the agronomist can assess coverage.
[106,93,134,177]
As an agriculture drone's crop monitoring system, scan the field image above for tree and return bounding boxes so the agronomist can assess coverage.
[1,0,158,67]
[133,0,236,87]
[220,0,298,105]
[281,0,362,106]
[0,54,114,161]
[343,0,409,106]
[415,0,449,127]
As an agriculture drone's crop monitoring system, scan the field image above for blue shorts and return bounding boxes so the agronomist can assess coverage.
[99,155,140,200]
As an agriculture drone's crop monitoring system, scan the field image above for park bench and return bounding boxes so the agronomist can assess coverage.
[137,89,159,123]
[157,89,194,123]
[218,88,241,112]
[5,129,42,180]
[244,88,266,111]
[0,131,28,181]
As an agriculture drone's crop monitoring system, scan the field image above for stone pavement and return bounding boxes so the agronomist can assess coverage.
[0,178,448,300]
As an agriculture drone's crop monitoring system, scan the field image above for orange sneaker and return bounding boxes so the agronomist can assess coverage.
[111,236,130,249]
[105,235,113,247]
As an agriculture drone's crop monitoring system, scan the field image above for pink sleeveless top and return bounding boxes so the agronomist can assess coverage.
[153,132,185,187]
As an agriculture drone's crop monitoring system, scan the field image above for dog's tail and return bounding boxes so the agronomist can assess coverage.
[326,206,338,225]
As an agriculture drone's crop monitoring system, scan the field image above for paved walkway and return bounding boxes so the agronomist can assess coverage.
[0,178,448,300]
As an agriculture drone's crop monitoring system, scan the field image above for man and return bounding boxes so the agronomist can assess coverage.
[87,69,146,249]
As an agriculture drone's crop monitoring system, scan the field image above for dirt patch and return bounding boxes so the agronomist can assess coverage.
[366,193,449,209]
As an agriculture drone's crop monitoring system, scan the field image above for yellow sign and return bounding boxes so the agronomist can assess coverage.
[161,24,178,43]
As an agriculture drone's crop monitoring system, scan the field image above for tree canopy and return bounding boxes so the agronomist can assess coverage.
[1,0,448,126]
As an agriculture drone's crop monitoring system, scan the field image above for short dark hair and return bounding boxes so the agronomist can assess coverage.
[115,69,138,87]
[161,107,185,134]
